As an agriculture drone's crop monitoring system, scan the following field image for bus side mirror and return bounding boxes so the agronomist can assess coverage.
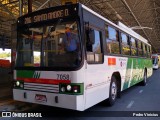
[85,28,95,45]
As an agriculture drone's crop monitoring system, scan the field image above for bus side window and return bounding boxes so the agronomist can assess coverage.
[121,32,130,55]
[138,41,143,57]
[130,37,138,56]
[148,46,151,58]
[86,28,103,64]
[143,43,147,57]
[145,44,148,58]
[150,46,152,57]
[106,26,120,54]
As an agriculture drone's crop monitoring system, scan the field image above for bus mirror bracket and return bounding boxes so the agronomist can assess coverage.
[85,22,95,45]
[89,29,95,45]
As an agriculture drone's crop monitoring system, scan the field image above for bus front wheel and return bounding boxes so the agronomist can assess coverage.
[108,76,117,106]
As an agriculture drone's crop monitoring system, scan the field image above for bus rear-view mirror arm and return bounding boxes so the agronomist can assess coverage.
[85,22,95,45]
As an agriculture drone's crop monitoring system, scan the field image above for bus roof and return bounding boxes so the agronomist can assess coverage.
[81,4,150,46]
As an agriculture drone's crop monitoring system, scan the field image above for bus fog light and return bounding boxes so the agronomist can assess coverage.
[73,86,78,93]
[16,81,20,86]
[74,90,78,93]
[20,84,23,88]
[67,85,72,91]
[61,87,65,92]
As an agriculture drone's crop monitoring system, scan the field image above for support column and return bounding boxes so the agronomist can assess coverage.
[28,0,32,13]
[19,0,23,16]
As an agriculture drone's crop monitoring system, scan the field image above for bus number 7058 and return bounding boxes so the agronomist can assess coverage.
[57,74,70,80]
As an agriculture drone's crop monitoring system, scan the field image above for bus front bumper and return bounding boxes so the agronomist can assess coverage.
[153,65,158,69]
[13,89,84,111]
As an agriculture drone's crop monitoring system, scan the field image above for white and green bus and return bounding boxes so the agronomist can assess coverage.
[13,2,152,111]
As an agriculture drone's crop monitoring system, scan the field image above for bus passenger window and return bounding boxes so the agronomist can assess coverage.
[106,26,120,54]
[86,29,103,64]
[121,33,130,55]
[143,43,147,57]
[148,46,151,58]
[145,45,148,58]
[138,41,143,57]
[130,37,137,56]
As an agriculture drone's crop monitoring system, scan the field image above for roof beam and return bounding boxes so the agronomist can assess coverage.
[121,0,157,52]
[116,7,160,15]
[0,2,16,21]
[36,0,50,11]
[2,0,18,5]
[84,0,91,5]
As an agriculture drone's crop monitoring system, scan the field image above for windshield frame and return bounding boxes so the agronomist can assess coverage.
[15,18,84,71]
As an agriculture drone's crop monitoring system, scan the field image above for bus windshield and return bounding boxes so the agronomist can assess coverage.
[152,57,157,64]
[16,20,82,68]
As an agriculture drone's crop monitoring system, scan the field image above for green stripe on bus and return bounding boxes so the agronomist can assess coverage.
[123,58,152,90]
[17,70,35,78]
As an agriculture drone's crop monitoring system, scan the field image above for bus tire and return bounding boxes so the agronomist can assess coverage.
[108,76,117,106]
[142,70,147,86]
[117,80,121,98]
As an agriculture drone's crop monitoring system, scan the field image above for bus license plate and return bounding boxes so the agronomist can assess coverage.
[35,94,47,103]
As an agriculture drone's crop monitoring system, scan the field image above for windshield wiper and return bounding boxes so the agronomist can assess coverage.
[49,19,63,33]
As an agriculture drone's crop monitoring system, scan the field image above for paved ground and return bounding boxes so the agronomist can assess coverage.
[0,69,160,120]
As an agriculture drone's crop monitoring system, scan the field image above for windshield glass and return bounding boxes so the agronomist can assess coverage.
[16,20,82,68]
[152,57,157,64]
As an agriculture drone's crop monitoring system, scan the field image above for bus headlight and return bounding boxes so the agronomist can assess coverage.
[61,87,65,92]
[20,84,23,88]
[67,85,72,91]
[14,80,24,89]
[16,81,20,86]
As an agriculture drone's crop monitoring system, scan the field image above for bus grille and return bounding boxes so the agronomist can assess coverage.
[24,82,59,93]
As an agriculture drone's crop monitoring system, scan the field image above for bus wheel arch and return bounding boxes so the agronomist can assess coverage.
[142,68,147,86]
[113,72,121,98]
[107,72,121,106]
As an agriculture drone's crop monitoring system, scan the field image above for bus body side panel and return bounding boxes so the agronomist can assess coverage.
[83,55,152,110]
[84,56,128,109]
[146,58,153,78]
[82,4,152,109]
[122,57,152,90]
[82,8,109,109]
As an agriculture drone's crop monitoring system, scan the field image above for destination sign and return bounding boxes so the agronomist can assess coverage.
[24,9,69,24]
[19,4,78,25]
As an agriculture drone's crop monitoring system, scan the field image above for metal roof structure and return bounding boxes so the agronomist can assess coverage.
[0,0,160,52]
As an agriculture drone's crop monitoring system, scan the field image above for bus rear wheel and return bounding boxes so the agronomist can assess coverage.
[142,70,147,86]
[108,76,117,106]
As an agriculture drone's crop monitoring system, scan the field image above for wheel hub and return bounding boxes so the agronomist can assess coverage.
[111,82,117,100]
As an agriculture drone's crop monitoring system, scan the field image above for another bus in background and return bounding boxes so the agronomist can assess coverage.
[152,54,160,70]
